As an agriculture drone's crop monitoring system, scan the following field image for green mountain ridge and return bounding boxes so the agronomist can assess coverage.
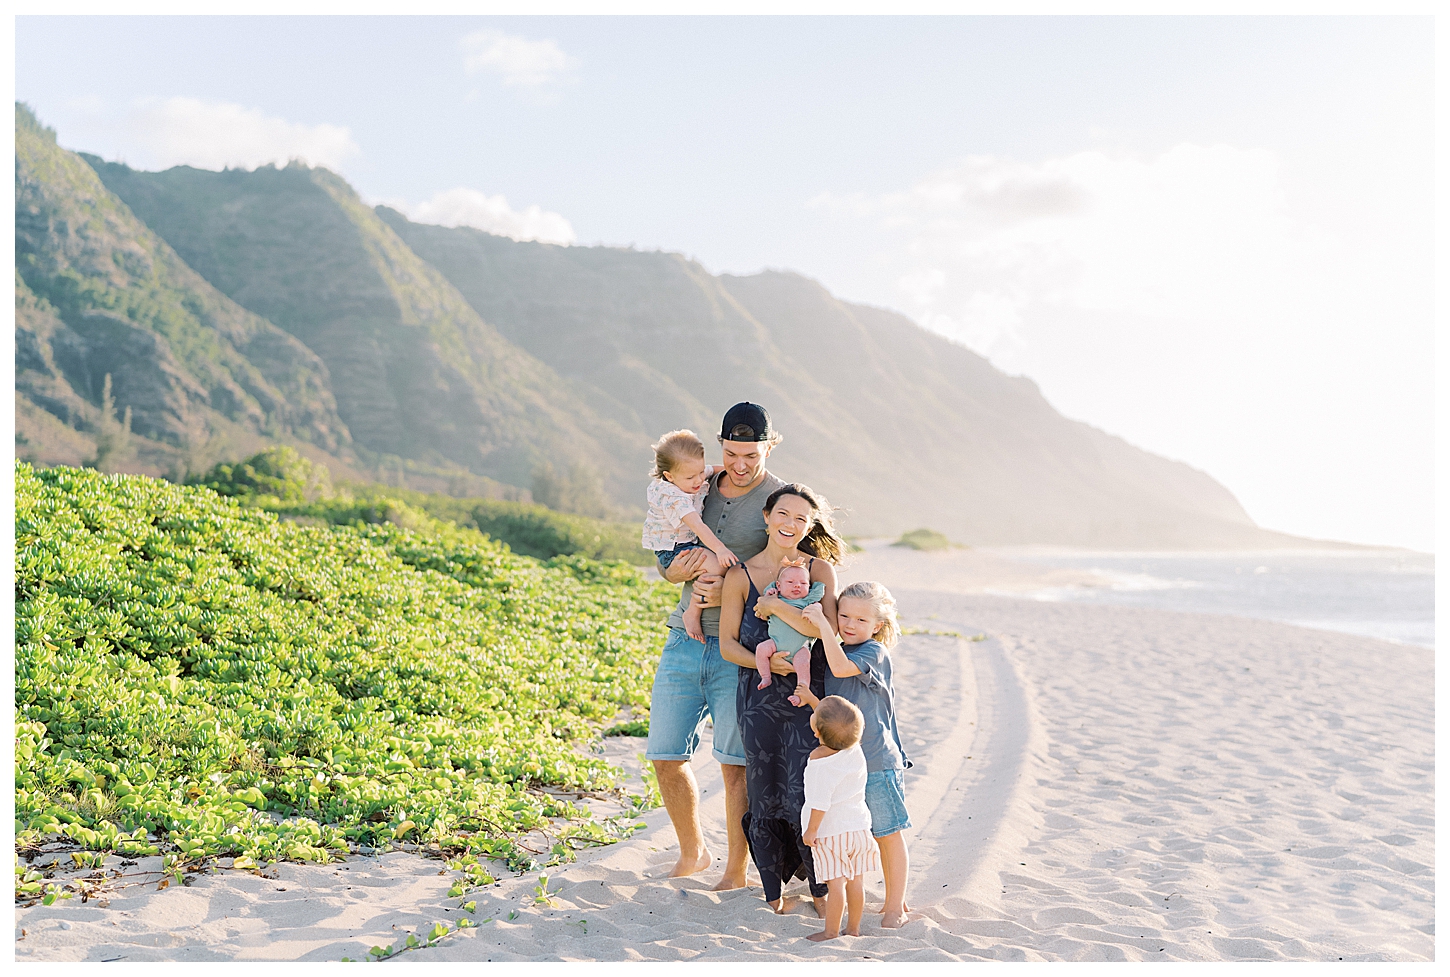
[383,213,1294,547]
[14,105,350,477]
[84,154,646,502]
[15,104,1314,547]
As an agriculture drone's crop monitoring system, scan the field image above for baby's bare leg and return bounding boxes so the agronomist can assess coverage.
[680,550,721,641]
[755,638,777,689]
[787,646,812,706]
[698,549,723,583]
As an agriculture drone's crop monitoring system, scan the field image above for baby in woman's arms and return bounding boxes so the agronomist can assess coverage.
[755,560,826,706]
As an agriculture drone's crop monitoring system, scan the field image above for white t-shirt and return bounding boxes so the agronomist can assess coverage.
[641,468,714,551]
[800,744,872,838]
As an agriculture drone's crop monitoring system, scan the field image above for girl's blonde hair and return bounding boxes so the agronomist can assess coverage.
[651,429,705,479]
[837,580,901,648]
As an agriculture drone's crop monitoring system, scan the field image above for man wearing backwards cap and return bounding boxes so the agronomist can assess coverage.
[646,402,787,888]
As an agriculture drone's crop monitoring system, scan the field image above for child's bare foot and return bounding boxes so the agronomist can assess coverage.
[666,848,712,878]
[881,910,906,928]
[758,675,773,690]
[788,694,803,707]
[844,922,861,936]
[806,930,840,943]
[683,601,705,643]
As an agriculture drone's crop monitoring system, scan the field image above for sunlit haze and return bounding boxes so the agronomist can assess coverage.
[15,15,1434,551]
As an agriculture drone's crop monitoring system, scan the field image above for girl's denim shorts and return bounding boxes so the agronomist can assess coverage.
[864,767,911,837]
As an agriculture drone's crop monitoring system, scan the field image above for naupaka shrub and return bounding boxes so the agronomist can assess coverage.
[14,462,676,869]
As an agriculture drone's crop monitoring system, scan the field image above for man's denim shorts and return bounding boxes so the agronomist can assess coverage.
[864,768,911,837]
[655,540,706,570]
[645,627,746,766]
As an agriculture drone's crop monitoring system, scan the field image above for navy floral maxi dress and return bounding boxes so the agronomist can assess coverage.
[737,568,829,904]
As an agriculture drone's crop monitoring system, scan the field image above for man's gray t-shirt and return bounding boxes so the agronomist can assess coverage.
[665,469,787,637]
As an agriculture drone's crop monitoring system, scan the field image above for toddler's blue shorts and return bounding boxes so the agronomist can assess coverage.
[655,540,706,570]
[864,768,911,837]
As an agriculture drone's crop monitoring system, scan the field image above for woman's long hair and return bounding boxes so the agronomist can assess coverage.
[763,483,846,565]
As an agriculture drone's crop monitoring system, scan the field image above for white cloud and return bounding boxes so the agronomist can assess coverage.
[402,187,576,245]
[811,144,1432,548]
[125,98,360,172]
[460,30,577,88]
[810,144,1313,367]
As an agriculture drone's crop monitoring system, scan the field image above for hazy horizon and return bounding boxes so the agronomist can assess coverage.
[14,15,1434,551]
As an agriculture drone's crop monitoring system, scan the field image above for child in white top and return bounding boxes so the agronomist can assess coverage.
[801,695,879,942]
[641,429,739,641]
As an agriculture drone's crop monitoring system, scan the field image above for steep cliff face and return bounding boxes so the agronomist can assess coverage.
[18,102,1300,546]
[14,104,351,475]
[721,272,1270,547]
[88,159,646,499]
[382,212,1278,547]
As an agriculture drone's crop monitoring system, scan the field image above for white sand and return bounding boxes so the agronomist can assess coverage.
[15,546,1433,961]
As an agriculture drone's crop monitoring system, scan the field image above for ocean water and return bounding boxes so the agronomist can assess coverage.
[994,549,1435,649]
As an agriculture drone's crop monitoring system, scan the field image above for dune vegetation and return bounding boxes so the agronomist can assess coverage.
[14,460,676,884]
[191,446,649,565]
[892,528,959,551]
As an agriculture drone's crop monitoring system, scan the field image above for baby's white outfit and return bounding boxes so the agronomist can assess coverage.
[801,743,879,882]
[641,467,714,551]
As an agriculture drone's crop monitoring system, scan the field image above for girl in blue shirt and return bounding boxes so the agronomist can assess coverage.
[799,581,912,929]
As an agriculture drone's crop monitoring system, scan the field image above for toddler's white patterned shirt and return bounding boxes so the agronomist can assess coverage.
[641,470,713,550]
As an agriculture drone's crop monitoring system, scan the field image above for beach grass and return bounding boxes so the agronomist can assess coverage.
[14,461,676,882]
[191,447,650,566]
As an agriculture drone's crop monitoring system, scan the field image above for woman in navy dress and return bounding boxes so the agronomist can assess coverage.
[718,483,846,913]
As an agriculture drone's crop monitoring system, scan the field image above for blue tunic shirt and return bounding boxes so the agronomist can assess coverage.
[822,639,911,773]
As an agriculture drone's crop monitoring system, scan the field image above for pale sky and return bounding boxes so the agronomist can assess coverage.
[14,15,1435,551]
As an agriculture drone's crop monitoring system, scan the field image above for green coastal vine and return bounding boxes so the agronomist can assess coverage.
[14,463,674,891]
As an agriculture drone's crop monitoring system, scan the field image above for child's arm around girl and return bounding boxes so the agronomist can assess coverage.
[801,602,861,678]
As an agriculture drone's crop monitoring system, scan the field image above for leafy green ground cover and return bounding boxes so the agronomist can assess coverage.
[191,447,649,565]
[14,461,675,879]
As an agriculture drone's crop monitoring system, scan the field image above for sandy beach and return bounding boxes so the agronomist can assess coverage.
[15,543,1434,961]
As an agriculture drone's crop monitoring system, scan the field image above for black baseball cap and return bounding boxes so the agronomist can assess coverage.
[719,402,774,442]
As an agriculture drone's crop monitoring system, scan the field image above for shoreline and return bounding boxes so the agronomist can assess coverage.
[16,550,1433,961]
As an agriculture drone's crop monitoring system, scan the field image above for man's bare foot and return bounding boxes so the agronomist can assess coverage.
[768,895,798,914]
[806,930,840,943]
[881,910,906,929]
[711,869,747,891]
[667,848,712,878]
